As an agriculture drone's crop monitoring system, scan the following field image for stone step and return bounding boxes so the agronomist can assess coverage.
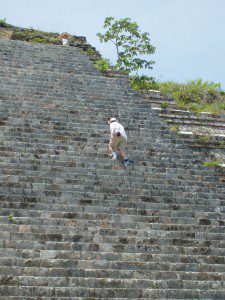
[0,137,210,163]
[178,133,225,144]
[3,236,223,256]
[0,65,98,77]
[1,197,224,221]
[0,83,129,96]
[1,182,224,203]
[1,167,222,189]
[1,254,225,272]
[1,179,224,200]
[0,56,93,67]
[0,165,223,192]
[0,84,115,95]
[1,193,224,215]
[164,109,225,122]
[1,245,225,264]
[0,127,162,138]
[0,96,136,110]
[0,115,156,130]
[1,167,218,191]
[154,106,225,121]
[0,65,130,84]
[0,215,224,235]
[1,177,224,199]
[2,183,223,204]
[0,57,95,67]
[0,139,210,164]
[0,158,220,181]
[1,157,215,177]
[0,95,139,110]
[0,89,127,99]
[0,151,213,171]
[1,197,224,224]
[159,113,225,126]
[0,50,93,63]
[1,265,224,282]
[1,259,224,284]
[0,159,216,180]
[1,237,224,255]
[1,224,224,245]
[2,192,225,214]
[0,149,214,172]
[1,274,225,292]
[0,130,210,155]
[0,233,225,256]
[1,285,224,299]
[0,56,96,66]
[0,142,205,160]
[0,157,216,174]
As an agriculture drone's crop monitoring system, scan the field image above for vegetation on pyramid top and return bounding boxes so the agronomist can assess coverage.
[12,27,86,45]
[0,18,101,59]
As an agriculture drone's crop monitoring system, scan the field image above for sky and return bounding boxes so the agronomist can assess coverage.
[1,0,225,88]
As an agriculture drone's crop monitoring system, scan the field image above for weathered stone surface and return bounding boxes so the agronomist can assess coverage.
[0,38,224,299]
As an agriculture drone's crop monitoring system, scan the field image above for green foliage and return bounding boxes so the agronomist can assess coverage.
[158,79,225,113]
[130,75,159,91]
[97,17,155,73]
[159,79,222,103]
[85,48,97,55]
[219,141,225,148]
[48,37,61,44]
[151,282,157,289]
[170,125,180,134]
[8,214,14,223]
[161,101,169,109]
[29,38,48,44]
[12,28,33,40]
[197,135,211,143]
[12,28,60,45]
[203,161,221,167]
[94,58,110,72]
[130,76,225,114]
[0,18,7,27]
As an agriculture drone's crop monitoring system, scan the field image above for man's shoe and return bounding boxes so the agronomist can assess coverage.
[111,152,118,160]
[123,158,131,166]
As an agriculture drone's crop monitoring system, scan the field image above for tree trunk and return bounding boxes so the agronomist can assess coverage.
[115,39,120,62]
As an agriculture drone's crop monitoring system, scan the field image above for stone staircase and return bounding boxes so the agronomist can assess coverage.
[142,91,225,152]
[0,38,225,299]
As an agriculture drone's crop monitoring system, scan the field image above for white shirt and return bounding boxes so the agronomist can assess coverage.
[110,121,128,140]
[62,38,69,46]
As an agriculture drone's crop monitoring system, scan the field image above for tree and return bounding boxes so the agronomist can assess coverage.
[97,17,156,73]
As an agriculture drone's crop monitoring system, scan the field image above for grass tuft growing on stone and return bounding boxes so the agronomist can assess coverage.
[8,214,14,223]
[203,161,221,167]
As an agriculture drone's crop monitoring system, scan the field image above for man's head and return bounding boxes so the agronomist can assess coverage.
[61,32,69,38]
[108,117,118,124]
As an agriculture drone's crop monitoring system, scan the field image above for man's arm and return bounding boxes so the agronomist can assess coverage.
[110,123,117,138]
